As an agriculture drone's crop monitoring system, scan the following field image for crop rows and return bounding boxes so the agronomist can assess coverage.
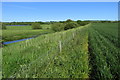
[88,24,120,79]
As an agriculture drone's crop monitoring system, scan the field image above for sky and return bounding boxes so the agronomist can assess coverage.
[2,2,118,22]
[2,0,120,2]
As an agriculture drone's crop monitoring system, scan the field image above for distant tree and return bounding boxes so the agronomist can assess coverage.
[59,21,65,23]
[77,20,89,26]
[51,23,64,32]
[64,22,79,30]
[65,19,73,23]
[32,23,42,29]
[2,23,7,30]
[77,20,82,25]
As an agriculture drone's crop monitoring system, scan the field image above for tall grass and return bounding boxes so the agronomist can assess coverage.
[3,24,90,78]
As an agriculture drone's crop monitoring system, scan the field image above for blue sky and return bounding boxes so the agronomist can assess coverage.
[2,2,118,22]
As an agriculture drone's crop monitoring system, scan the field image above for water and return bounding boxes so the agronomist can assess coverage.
[3,32,49,45]
[3,37,33,44]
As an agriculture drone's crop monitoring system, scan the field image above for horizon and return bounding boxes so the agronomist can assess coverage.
[2,2,118,22]
[2,19,118,23]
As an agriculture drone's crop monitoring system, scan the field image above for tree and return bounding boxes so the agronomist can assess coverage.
[77,20,89,26]
[2,23,7,30]
[64,22,79,30]
[32,23,42,29]
[51,23,64,32]
[77,20,82,25]
[65,19,73,23]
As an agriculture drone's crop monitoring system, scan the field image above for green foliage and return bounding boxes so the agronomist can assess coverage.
[51,23,64,32]
[77,20,82,24]
[77,21,89,26]
[64,22,79,30]
[4,22,46,25]
[2,23,7,30]
[32,23,42,29]
[89,23,119,79]
[2,25,90,78]
[65,19,73,23]
[2,22,120,78]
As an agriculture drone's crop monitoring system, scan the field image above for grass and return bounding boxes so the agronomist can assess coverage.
[0,48,2,80]
[2,23,120,79]
[2,24,53,42]
[6,24,51,30]
[6,26,32,30]
[2,24,90,78]
[2,30,53,42]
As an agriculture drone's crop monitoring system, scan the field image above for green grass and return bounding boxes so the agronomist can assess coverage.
[2,23,120,79]
[0,48,2,80]
[2,30,53,42]
[6,26,32,30]
[2,24,90,78]
[6,24,51,30]
[2,24,53,42]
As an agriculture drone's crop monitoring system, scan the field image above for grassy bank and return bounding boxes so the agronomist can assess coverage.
[2,24,90,78]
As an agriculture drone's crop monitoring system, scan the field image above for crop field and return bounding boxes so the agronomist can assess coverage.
[88,23,119,79]
[2,23,120,79]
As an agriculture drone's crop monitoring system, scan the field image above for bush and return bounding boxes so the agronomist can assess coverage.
[51,23,64,32]
[77,20,89,26]
[65,19,73,23]
[32,23,42,29]
[77,20,82,25]
[2,23,7,30]
[64,22,79,30]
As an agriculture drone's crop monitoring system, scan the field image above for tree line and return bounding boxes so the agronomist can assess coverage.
[0,20,119,30]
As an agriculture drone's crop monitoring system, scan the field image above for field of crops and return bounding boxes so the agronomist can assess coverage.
[88,23,119,79]
[2,23,120,79]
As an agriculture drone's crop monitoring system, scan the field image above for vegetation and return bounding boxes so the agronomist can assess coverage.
[2,21,119,79]
[65,19,73,23]
[1,24,53,42]
[88,23,119,79]
[2,30,52,42]
[77,20,89,26]
[2,24,90,78]
[32,23,42,29]
[2,23,7,30]
[51,23,64,32]
[64,22,79,30]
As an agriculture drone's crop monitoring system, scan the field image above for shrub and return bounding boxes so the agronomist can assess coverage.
[2,23,7,30]
[51,23,64,32]
[77,20,82,25]
[64,22,79,30]
[32,23,42,29]
[77,20,89,26]
[65,19,73,23]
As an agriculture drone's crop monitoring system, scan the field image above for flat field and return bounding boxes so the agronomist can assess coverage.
[1,24,53,42]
